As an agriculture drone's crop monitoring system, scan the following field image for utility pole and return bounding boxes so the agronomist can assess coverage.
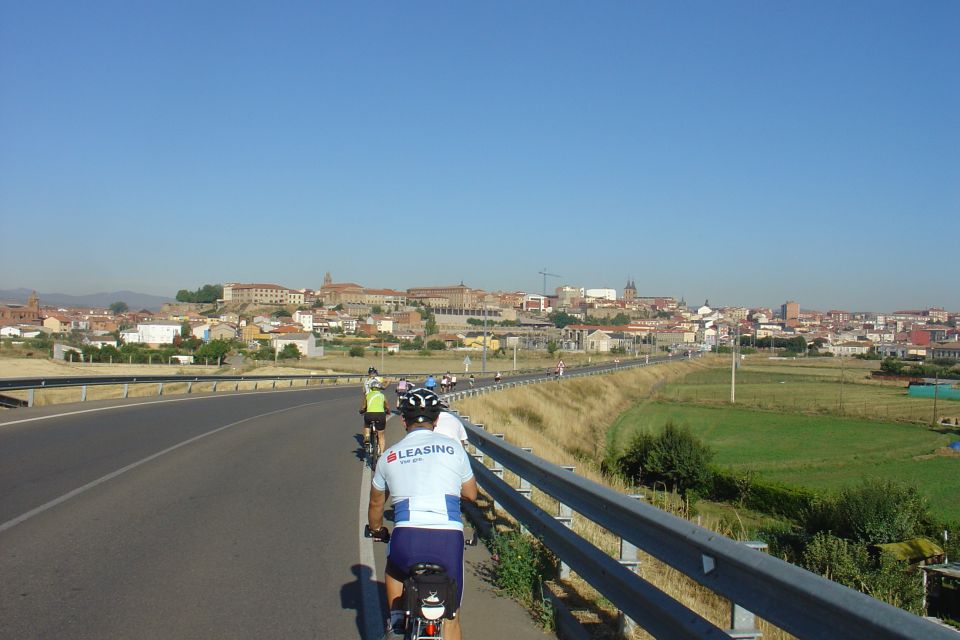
[730,325,737,404]
[839,354,844,413]
[481,301,487,374]
[933,370,940,426]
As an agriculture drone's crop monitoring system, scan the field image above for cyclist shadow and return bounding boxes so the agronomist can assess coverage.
[341,564,387,637]
[353,433,367,463]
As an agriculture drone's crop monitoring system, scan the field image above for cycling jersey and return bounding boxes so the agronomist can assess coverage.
[372,429,473,531]
[364,388,387,413]
[434,412,468,443]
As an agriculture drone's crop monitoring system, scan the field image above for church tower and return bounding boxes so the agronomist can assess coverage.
[323,272,332,288]
[623,278,636,302]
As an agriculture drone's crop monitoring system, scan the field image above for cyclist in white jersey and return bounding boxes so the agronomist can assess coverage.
[368,388,477,640]
[434,409,469,448]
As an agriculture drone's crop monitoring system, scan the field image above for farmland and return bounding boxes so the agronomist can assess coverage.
[608,357,960,520]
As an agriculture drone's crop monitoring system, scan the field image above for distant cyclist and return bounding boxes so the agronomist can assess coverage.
[494,371,502,384]
[424,374,437,392]
[363,367,383,395]
[360,379,390,456]
[367,388,477,640]
[395,377,410,402]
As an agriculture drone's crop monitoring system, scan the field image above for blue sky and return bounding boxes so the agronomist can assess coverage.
[1,1,957,311]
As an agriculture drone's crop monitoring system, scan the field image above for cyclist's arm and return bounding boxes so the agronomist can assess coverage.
[460,477,478,503]
[367,486,388,531]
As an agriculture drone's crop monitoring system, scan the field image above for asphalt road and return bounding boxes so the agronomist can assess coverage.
[0,386,376,639]
[0,384,550,640]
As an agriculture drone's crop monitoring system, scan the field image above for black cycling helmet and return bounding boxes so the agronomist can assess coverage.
[368,367,378,375]
[399,387,443,424]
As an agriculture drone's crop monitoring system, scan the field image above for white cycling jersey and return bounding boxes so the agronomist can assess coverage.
[434,411,468,444]
[372,428,473,531]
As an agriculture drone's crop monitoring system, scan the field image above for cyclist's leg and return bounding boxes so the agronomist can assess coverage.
[374,415,387,457]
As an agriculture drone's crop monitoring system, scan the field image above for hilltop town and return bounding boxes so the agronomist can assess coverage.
[1,274,958,365]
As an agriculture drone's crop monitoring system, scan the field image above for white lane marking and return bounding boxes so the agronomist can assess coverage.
[0,401,325,534]
[359,455,385,640]
[0,384,351,429]
[359,412,397,640]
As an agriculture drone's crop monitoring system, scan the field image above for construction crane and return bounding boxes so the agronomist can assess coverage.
[538,267,561,295]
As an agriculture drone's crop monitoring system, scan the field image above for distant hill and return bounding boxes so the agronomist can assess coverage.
[0,288,174,311]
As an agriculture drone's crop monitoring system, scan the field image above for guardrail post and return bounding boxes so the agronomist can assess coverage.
[212,381,218,392]
[272,380,276,389]
[81,385,87,402]
[122,383,129,398]
[556,465,575,580]
[517,447,534,535]
[617,493,645,637]
[491,433,505,512]
[728,541,767,640]
[158,383,164,396]
[187,381,193,394]
[28,388,35,407]
[235,380,240,391]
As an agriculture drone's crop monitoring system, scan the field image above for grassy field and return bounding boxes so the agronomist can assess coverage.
[657,356,959,424]
[608,356,960,521]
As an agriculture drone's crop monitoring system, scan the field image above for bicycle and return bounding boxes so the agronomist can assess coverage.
[365,525,458,639]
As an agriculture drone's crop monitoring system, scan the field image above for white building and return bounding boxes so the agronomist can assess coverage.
[272,332,324,358]
[125,322,182,345]
[584,288,617,302]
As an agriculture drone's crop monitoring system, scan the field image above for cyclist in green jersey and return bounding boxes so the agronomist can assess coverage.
[360,379,391,455]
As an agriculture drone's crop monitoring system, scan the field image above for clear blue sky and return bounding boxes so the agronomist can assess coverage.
[2,1,957,311]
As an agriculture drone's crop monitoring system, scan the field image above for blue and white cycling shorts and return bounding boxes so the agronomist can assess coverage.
[386,527,465,609]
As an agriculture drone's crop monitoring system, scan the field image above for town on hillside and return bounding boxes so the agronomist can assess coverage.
[1,276,958,366]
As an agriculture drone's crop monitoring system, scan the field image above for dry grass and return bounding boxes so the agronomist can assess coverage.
[453,360,794,640]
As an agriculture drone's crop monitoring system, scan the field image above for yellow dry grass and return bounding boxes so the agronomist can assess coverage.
[453,360,794,640]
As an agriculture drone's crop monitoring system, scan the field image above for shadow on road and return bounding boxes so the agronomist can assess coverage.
[341,563,387,637]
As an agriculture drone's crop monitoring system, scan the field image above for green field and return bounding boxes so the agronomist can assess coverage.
[608,400,960,520]
[657,358,955,423]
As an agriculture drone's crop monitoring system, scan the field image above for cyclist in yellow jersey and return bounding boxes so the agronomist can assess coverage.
[360,379,391,455]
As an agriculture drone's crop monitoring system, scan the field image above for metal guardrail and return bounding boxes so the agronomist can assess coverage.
[447,360,956,639]
[0,354,674,407]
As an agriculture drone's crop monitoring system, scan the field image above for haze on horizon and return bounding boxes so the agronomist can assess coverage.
[1,2,957,312]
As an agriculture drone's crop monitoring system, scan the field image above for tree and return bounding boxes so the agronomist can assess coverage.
[547,340,558,356]
[615,421,714,495]
[196,339,231,365]
[426,339,446,351]
[371,305,383,315]
[175,284,223,303]
[423,308,438,337]
[109,301,129,314]
[548,311,578,328]
[278,343,301,360]
[349,346,365,357]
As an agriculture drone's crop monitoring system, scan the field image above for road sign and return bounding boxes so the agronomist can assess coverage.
[463,356,471,372]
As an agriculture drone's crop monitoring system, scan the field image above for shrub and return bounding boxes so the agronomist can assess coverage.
[348,346,365,357]
[489,530,554,604]
[801,533,923,614]
[709,469,820,522]
[616,421,713,495]
[804,479,928,544]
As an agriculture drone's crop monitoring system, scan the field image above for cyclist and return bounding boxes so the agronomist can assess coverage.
[424,374,437,392]
[468,374,475,387]
[449,373,457,390]
[360,379,390,457]
[494,371,502,384]
[363,367,383,395]
[434,403,469,448]
[395,376,410,401]
[367,388,477,640]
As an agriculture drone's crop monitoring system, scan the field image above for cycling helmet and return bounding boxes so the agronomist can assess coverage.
[368,367,378,375]
[399,387,443,424]
[369,379,384,390]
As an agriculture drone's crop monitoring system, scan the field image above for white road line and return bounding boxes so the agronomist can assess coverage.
[359,412,397,640]
[0,384,346,428]
[0,401,325,534]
